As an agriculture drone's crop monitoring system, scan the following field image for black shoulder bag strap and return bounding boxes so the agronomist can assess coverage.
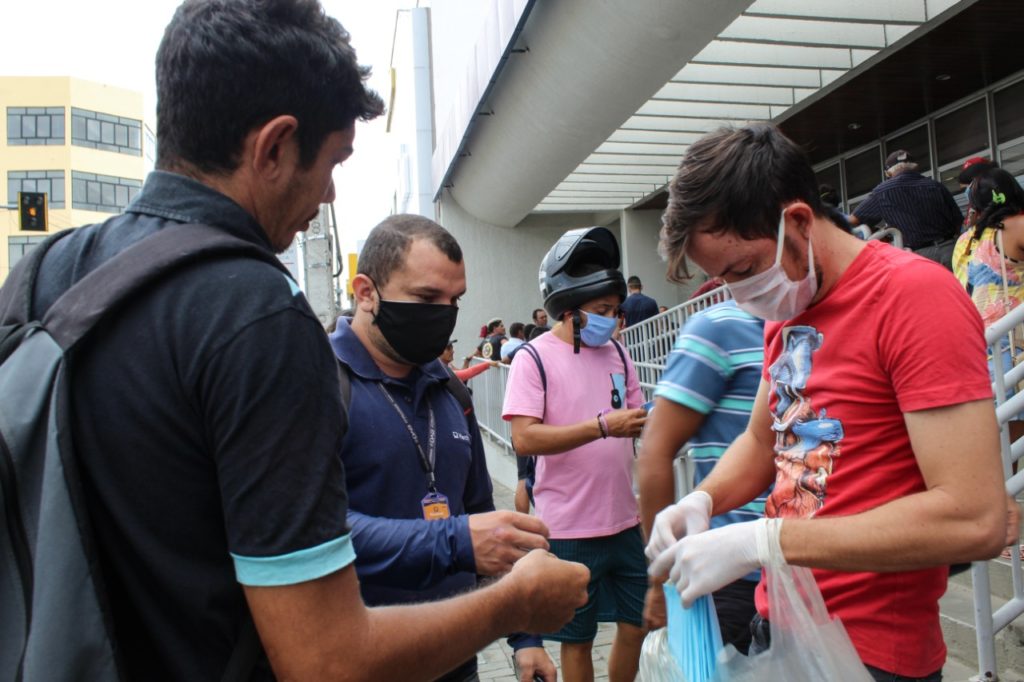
[337,359,473,436]
[0,230,77,361]
[0,229,75,326]
[610,338,633,391]
[336,360,352,434]
[510,343,546,456]
[42,224,289,351]
[441,365,475,422]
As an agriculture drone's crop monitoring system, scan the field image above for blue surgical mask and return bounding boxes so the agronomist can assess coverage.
[965,184,973,207]
[580,310,618,347]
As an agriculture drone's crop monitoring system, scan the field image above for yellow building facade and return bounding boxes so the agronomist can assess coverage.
[0,76,152,282]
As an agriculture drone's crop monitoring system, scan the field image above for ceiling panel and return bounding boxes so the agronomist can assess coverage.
[532,0,981,215]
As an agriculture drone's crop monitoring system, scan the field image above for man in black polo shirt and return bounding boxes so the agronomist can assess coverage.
[19,1,587,680]
[849,149,963,268]
[478,317,507,360]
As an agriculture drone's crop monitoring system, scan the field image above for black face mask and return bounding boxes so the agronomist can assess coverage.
[373,290,459,366]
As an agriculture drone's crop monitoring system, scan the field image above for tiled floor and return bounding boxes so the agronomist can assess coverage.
[482,479,618,681]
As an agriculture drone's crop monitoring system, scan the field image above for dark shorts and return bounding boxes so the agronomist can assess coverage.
[713,578,758,655]
[546,526,647,643]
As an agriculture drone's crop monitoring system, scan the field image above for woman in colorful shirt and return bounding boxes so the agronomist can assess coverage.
[952,167,1024,332]
[952,168,1024,522]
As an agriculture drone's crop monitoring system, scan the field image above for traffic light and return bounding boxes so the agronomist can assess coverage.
[18,191,47,231]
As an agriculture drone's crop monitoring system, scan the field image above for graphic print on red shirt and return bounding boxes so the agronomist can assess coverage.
[754,241,993,677]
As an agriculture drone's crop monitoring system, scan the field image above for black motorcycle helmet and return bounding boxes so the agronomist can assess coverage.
[539,227,626,352]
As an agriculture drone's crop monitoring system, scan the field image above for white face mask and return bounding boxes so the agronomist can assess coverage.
[726,211,817,321]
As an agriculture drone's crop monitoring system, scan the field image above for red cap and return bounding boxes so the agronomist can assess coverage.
[962,156,990,170]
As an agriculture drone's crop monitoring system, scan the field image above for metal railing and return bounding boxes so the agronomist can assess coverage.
[619,285,732,399]
[867,226,905,249]
[465,360,514,451]
[974,307,1024,680]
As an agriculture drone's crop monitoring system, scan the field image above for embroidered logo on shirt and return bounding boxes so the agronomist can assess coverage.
[452,431,471,443]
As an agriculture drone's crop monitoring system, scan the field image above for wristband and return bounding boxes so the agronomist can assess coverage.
[597,413,609,438]
[754,517,784,568]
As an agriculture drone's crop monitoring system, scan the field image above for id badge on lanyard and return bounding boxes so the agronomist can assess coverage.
[377,383,451,520]
[421,492,450,520]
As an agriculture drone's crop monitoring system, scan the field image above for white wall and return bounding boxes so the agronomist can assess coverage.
[389,8,435,218]
[620,208,698,308]
[428,0,493,138]
[438,193,620,362]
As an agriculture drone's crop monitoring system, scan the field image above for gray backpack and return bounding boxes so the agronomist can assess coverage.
[0,224,282,681]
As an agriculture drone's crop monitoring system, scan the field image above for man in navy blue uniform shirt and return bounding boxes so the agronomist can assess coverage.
[330,214,557,682]
[620,276,660,327]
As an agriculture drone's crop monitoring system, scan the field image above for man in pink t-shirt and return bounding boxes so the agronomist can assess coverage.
[646,124,1015,681]
[503,227,648,682]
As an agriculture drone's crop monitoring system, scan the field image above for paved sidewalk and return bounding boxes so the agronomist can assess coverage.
[482,478,617,681]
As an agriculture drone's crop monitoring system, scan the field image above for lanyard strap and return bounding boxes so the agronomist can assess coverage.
[375,383,438,492]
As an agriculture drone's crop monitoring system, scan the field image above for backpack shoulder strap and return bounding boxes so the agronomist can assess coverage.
[517,342,546,391]
[515,342,547,427]
[41,223,288,352]
[0,229,76,326]
[442,365,475,420]
[336,359,352,434]
[610,338,632,390]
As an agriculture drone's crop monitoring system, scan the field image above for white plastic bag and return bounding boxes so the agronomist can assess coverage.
[639,628,686,682]
[713,562,872,682]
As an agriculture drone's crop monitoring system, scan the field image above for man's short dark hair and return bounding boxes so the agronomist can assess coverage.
[155,0,385,174]
[627,276,642,289]
[532,308,546,322]
[510,322,525,339]
[660,124,824,282]
[357,214,463,289]
[487,319,503,333]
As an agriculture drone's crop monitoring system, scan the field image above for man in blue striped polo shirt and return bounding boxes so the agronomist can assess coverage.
[638,299,767,653]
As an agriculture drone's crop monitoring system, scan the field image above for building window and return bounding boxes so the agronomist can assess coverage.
[935,98,989,189]
[8,171,66,209]
[815,163,843,209]
[885,125,931,177]
[8,236,48,268]
[844,146,882,205]
[143,125,157,171]
[995,79,1024,179]
[71,171,141,213]
[70,108,142,157]
[6,107,65,146]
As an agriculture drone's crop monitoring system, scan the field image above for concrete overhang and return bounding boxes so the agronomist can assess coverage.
[434,0,973,225]
[435,0,753,227]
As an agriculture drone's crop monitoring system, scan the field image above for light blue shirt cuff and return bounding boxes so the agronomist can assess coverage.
[232,534,357,587]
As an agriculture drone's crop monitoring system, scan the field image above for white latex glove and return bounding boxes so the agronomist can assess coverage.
[645,490,713,562]
[649,518,783,607]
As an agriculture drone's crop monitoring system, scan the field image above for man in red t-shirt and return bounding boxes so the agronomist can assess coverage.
[646,124,1016,680]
